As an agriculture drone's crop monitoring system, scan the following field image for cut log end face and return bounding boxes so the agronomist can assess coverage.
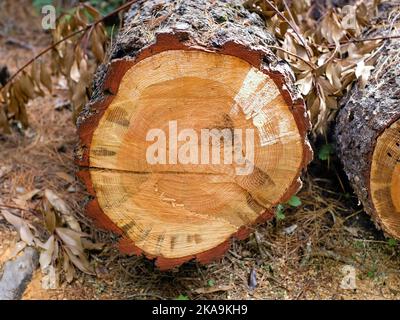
[83,50,306,265]
[371,119,400,237]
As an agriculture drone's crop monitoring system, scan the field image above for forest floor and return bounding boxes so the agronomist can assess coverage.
[1,0,400,300]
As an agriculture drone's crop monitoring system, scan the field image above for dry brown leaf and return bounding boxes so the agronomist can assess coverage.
[31,61,42,90]
[40,62,52,94]
[19,73,35,99]
[82,3,102,20]
[19,101,29,128]
[13,81,27,104]
[44,189,81,231]
[81,238,105,251]
[55,227,87,256]
[43,207,57,233]
[355,60,375,88]
[91,28,105,62]
[64,246,95,275]
[0,107,11,134]
[320,11,346,45]
[39,235,56,271]
[0,210,35,245]
[63,251,75,283]
[326,62,342,91]
[70,61,80,83]
[19,223,35,245]
[71,80,88,117]
[295,71,313,95]
[44,189,69,215]
[0,210,17,227]
[8,89,19,115]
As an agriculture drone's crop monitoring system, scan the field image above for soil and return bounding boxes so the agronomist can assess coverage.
[0,0,400,300]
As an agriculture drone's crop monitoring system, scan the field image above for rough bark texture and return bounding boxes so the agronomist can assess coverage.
[335,2,400,236]
[76,0,312,269]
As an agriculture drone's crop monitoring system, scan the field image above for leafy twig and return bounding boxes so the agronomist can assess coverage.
[282,0,312,61]
[0,0,139,92]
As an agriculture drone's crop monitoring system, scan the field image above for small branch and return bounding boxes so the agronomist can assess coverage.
[282,0,313,61]
[267,45,316,70]
[0,0,139,92]
[1,28,87,90]
[325,34,400,49]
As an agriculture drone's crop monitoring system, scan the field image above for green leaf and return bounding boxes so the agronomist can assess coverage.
[207,279,215,287]
[176,294,189,300]
[388,238,398,247]
[318,144,334,161]
[367,269,376,279]
[287,196,302,207]
[354,240,364,249]
[276,204,285,221]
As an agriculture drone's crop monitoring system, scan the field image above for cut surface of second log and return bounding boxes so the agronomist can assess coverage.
[335,2,400,240]
[370,119,400,234]
[88,50,305,259]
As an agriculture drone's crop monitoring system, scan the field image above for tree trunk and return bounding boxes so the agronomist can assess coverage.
[335,2,400,239]
[75,0,312,269]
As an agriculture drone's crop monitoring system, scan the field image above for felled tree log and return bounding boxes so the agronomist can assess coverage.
[76,0,312,269]
[335,3,400,239]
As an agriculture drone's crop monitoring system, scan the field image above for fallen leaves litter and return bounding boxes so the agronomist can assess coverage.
[0,188,102,289]
[245,0,385,135]
[0,4,107,133]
